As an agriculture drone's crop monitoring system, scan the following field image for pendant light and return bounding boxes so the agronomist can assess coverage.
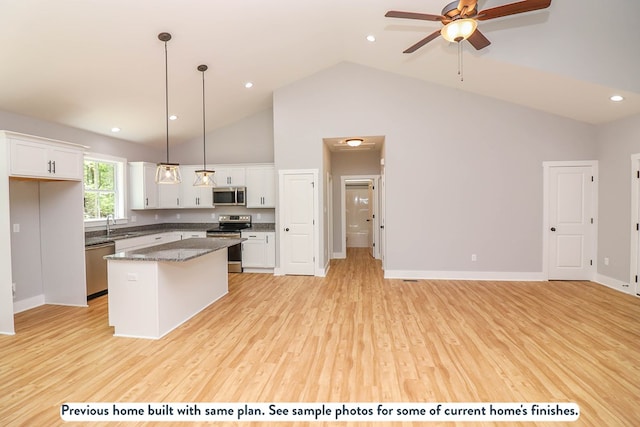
[193,64,215,187]
[155,32,181,184]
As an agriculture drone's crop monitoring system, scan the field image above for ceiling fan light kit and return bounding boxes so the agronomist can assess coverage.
[441,18,477,43]
[155,32,182,184]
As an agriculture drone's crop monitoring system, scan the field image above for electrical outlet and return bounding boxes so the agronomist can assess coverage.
[176,213,181,219]
[471,254,477,262]
[12,224,19,233]
[211,213,216,219]
[257,213,261,220]
[131,215,137,223]
[604,257,609,266]
[154,214,159,220]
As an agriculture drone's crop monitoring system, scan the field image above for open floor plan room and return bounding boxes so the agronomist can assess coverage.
[1,248,639,426]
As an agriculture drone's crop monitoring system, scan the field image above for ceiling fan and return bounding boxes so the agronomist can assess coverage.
[385,0,552,53]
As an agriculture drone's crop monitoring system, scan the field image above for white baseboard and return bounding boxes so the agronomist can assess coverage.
[13,294,45,313]
[242,268,275,274]
[384,270,546,282]
[594,273,634,295]
[332,251,346,259]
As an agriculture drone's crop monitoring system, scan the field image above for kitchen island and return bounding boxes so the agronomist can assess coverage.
[105,237,243,339]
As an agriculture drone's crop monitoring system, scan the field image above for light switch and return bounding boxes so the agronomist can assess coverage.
[12,224,19,233]
[126,273,138,281]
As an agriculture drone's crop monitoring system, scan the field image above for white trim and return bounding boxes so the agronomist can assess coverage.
[13,294,45,313]
[242,268,275,274]
[384,270,546,281]
[83,152,129,224]
[594,273,633,295]
[630,154,640,296]
[332,251,346,259]
[542,160,598,281]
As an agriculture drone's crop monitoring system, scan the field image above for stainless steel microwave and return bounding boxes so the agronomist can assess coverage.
[213,186,246,206]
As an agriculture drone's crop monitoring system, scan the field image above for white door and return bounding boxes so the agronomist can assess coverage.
[280,172,315,275]
[547,165,594,280]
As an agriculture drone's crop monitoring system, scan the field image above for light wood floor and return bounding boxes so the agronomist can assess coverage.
[1,248,639,426]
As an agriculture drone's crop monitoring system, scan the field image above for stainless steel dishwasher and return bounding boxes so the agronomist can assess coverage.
[85,241,115,300]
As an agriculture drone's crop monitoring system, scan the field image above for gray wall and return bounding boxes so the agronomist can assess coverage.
[596,114,640,283]
[274,62,597,274]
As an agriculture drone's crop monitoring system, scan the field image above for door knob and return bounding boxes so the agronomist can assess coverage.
[550,227,556,232]
[285,227,290,232]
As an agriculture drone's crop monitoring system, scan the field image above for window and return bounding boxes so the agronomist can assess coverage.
[83,154,126,222]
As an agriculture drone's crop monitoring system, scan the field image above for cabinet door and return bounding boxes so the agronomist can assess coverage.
[158,182,181,208]
[214,167,245,187]
[49,146,83,180]
[241,238,266,267]
[265,232,276,267]
[246,166,275,208]
[9,139,50,177]
[180,166,214,208]
[129,162,158,209]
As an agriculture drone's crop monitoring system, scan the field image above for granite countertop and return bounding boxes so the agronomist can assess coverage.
[85,222,275,246]
[104,237,245,262]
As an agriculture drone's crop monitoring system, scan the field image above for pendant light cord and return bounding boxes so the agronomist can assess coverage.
[164,39,170,162]
[201,67,206,169]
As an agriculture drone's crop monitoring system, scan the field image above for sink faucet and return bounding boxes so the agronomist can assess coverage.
[106,214,115,236]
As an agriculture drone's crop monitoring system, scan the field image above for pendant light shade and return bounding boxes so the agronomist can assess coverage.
[440,18,477,43]
[193,64,215,187]
[155,32,181,184]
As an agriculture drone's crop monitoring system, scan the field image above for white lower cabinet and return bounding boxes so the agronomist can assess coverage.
[241,231,275,271]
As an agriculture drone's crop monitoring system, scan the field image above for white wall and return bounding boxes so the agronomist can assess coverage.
[273,62,597,276]
[596,114,640,284]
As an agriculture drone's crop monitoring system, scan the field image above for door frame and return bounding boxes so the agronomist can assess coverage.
[340,175,380,259]
[542,160,598,280]
[276,169,320,276]
[629,154,640,296]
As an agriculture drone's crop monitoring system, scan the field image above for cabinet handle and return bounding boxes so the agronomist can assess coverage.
[266,235,269,244]
[177,198,180,206]
[155,236,162,240]
[52,160,56,173]
[145,197,148,206]
[47,160,52,173]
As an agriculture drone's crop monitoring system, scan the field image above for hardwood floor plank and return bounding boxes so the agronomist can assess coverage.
[1,248,639,426]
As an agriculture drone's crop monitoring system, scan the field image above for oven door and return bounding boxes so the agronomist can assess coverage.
[206,233,242,272]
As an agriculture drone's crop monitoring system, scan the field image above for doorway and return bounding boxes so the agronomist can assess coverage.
[340,175,380,260]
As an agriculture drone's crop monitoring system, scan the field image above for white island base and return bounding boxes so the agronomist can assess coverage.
[107,248,228,339]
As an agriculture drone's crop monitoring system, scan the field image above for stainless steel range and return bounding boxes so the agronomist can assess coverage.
[206,215,251,273]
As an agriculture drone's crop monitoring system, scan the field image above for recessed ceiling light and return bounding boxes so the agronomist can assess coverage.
[169,115,178,120]
[244,82,253,89]
[366,35,376,42]
[111,127,121,133]
[610,95,624,102]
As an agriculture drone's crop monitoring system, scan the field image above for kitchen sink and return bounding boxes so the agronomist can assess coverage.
[110,232,141,238]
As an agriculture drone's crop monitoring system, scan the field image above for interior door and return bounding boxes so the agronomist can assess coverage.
[548,165,594,280]
[280,172,315,275]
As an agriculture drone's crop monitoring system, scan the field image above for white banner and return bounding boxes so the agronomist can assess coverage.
[60,402,580,422]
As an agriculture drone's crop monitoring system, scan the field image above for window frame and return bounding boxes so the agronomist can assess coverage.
[83,152,128,225]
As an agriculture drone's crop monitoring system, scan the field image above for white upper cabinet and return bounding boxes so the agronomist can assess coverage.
[245,165,275,208]
[180,165,214,208]
[213,166,245,187]
[129,162,158,209]
[6,132,85,181]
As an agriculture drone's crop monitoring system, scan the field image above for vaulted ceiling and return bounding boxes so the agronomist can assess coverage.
[1,0,639,148]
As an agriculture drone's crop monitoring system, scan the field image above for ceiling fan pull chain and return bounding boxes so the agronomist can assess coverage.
[458,42,464,82]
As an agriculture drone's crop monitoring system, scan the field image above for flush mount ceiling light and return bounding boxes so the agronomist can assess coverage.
[610,95,624,102]
[155,32,181,185]
[346,138,364,147]
[440,18,477,43]
[193,65,215,187]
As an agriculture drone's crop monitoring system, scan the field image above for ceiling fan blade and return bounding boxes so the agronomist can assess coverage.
[403,30,442,53]
[467,29,491,50]
[385,10,445,22]
[477,0,551,21]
